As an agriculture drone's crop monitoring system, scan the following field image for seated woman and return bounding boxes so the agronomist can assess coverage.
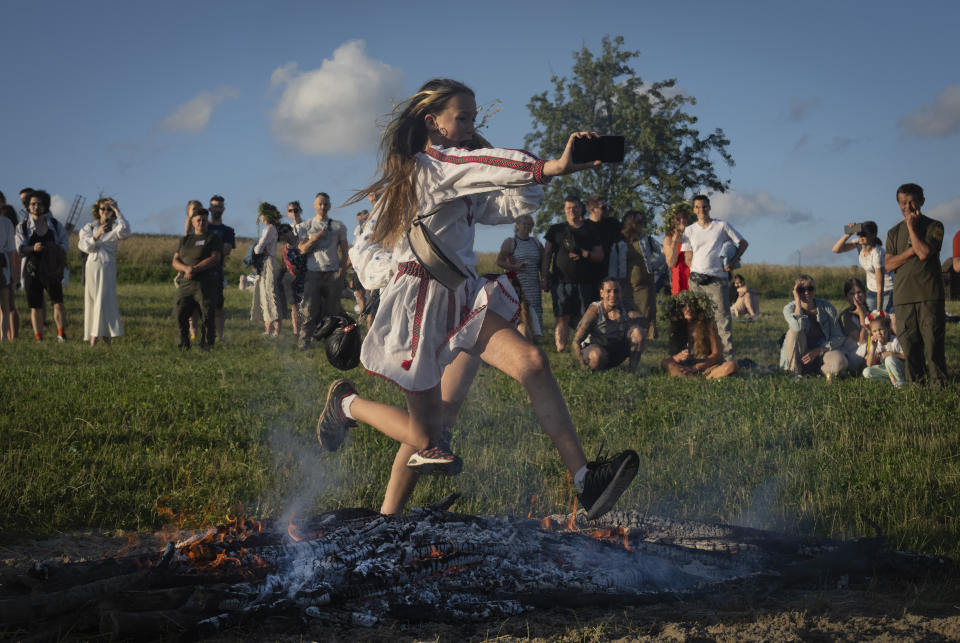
[660,290,735,379]
[729,273,760,321]
[856,311,905,387]
[572,277,645,372]
[779,274,848,378]
[837,277,869,371]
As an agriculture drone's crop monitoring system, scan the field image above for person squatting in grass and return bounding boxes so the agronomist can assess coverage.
[77,197,132,346]
[660,290,736,379]
[316,78,639,519]
[779,274,849,379]
[856,310,906,388]
[572,277,645,373]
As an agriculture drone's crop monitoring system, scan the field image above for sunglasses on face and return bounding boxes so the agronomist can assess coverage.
[797,286,815,294]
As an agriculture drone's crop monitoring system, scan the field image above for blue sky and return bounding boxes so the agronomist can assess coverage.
[3,0,959,266]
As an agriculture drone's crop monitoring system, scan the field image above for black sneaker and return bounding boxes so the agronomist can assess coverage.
[578,449,639,520]
[406,446,463,476]
[316,379,358,451]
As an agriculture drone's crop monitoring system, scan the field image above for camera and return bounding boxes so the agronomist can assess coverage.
[844,223,863,235]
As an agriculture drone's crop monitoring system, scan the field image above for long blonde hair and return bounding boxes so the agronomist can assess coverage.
[347,78,490,250]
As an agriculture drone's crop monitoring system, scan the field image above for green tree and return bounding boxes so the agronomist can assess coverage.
[525,35,734,233]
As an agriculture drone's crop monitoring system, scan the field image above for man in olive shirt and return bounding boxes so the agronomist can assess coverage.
[172,208,223,350]
[884,183,946,385]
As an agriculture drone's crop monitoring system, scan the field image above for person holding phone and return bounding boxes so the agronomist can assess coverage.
[78,197,132,346]
[831,221,894,317]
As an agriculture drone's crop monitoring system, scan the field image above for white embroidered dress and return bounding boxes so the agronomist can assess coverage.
[77,211,132,339]
[353,145,547,391]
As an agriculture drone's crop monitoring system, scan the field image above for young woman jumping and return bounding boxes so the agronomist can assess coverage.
[315,78,638,519]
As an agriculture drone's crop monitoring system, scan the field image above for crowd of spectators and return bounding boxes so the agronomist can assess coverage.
[0,182,953,388]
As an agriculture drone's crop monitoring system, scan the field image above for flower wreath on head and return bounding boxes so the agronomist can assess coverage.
[659,289,716,322]
[659,202,694,236]
[866,310,887,323]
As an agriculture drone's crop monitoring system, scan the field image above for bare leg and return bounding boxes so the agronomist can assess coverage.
[380,352,482,514]
[555,315,571,352]
[30,307,44,338]
[628,324,645,372]
[53,302,65,334]
[581,345,608,371]
[705,361,737,379]
[661,356,693,378]
[290,306,300,335]
[349,389,436,449]
[474,312,587,474]
[0,288,8,342]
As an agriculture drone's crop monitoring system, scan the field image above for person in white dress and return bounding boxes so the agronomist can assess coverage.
[250,202,281,337]
[316,78,639,520]
[77,197,132,346]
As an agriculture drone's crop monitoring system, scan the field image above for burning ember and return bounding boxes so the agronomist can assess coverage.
[0,496,933,640]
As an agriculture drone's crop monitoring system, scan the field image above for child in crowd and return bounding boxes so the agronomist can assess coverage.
[857,311,905,387]
[730,273,760,321]
[317,78,639,519]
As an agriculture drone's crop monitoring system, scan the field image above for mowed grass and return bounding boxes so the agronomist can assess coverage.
[1,246,959,562]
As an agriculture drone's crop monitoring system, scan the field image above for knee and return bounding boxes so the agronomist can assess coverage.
[517,343,550,380]
[586,349,606,371]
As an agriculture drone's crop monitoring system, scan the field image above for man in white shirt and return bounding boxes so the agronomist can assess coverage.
[681,195,747,361]
[296,192,349,350]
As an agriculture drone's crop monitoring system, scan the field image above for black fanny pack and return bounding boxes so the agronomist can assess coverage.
[689,271,721,286]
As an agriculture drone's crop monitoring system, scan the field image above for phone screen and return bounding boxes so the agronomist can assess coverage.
[571,136,625,164]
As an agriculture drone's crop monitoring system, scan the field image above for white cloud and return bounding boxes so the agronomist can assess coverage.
[794,233,848,267]
[269,40,404,155]
[160,86,239,133]
[898,84,960,137]
[928,194,960,226]
[710,190,813,225]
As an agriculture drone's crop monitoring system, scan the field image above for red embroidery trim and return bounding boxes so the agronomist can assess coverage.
[425,147,546,185]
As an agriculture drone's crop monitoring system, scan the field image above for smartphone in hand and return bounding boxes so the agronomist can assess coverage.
[572,135,625,164]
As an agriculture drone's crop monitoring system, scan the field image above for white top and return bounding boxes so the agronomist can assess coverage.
[857,245,894,293]
[253,224,278,257]
[681,219,744,277]
[856,335,903,360]
[77,211,133,260]
[351,144,546,290]
[296,217,348,272]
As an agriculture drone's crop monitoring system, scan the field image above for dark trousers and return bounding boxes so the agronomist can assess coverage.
[174,277,217,348]
[895,299,947,385]
[299,270,344,343]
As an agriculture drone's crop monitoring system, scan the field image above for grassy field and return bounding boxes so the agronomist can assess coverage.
[2,242,959,564]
